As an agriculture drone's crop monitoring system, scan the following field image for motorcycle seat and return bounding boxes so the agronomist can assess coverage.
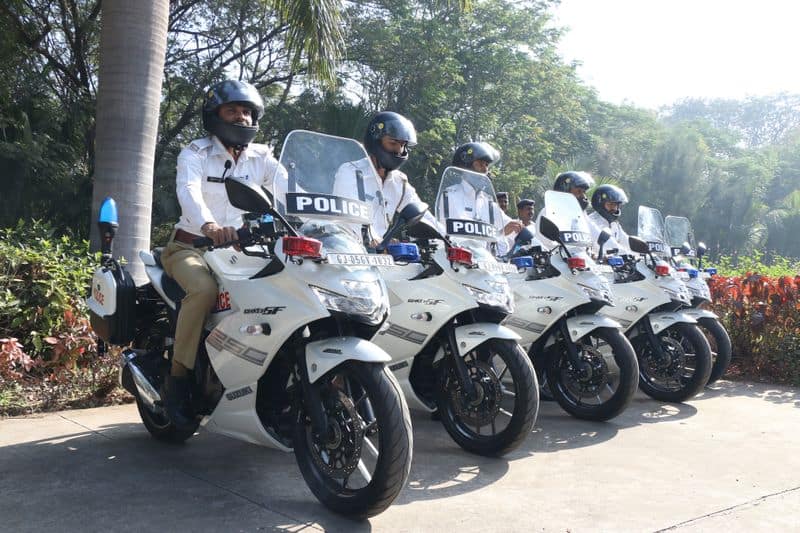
[147,248,186,306]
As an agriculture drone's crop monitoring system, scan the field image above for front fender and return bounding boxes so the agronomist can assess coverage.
[305,337,391,384]
[453,322,521,357]
[682,308,719,320]
[648,311,698,334]
[565,314,623,343]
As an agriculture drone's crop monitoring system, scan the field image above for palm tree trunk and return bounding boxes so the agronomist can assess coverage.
[91,0,169,284]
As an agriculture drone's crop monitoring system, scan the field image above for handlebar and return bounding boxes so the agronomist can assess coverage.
[193,227,253,249]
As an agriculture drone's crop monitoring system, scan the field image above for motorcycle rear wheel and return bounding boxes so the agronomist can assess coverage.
[293,361,412,519]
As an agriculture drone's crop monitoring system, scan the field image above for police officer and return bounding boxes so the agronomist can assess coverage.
[588,184,632,255]
[496,192,509,214]
[517,198,535,228]
[160,80,285,428]
[334,111,424,246]
[534,170,597,250]
[448,142,522,255]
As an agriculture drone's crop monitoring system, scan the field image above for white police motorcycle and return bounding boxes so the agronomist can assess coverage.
[597,206,712,402]
[365,166,538,457]
[665,215,731,384]
[502,191,639,421]
[87,130,412,518]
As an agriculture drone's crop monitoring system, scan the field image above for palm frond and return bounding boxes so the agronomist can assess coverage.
[271,0,345,85]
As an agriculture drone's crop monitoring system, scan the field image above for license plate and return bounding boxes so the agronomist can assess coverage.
[327,253,396,267]
[477,261,518,274]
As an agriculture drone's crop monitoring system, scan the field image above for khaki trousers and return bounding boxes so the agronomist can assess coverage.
[160,234,218,370]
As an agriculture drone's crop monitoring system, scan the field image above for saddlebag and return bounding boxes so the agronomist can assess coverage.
[87,263,137,345]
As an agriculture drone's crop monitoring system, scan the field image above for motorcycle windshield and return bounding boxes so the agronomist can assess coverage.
[275,130,380,252]
[665,215,695,248]
[434,166,501,242]
[543,191,592,253]
[638,206,669,257]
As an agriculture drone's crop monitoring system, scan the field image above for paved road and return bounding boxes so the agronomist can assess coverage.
[1,380,798,532]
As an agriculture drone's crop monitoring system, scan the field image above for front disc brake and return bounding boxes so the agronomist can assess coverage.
[308,389,365,479]
[448,360,503,426]
[643,336,685,379]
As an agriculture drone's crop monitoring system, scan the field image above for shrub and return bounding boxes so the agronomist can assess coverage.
[0,220,126,414]
[714,250,800,278]
[708,273,800,386]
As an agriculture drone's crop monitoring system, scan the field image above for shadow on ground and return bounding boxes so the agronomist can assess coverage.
[692,379,800,407]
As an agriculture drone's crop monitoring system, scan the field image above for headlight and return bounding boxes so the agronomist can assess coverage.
[463,279,514,313]
[311,279,387,324]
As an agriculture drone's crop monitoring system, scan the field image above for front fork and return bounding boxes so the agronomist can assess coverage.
[442,321,478,400]
[640,316,669,361]
[558,318,588,373]
[296,348,329,439]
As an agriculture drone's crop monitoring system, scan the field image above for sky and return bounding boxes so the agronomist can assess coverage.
[552,0,800,109]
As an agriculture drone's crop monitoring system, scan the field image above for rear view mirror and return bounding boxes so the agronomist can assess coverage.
[226,176,273,213]
[597,228,611,246]
[397,202,429,228]
[597,228,611,259]
[379,202,431,251]
[681,242,692,256]
[515,227,534,245]
[539,216,559,242]
[696,242,707,258]
[628,236,650,254]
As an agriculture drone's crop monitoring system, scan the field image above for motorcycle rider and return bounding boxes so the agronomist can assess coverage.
[588,184,632,256]
[159,79,286,428]
[444,142,522,255]
[535,170,597,249]
[333,111,424,247]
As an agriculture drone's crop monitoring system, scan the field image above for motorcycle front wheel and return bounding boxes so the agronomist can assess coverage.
[437,339,539,457]
[293,361,412,519]
[545,327,639,421]
[698,317,732,385]
[635,323,712,402]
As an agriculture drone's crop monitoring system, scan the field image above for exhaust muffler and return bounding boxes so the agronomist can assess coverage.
[121,349,163,412]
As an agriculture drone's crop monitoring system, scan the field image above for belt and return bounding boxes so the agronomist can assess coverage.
[174,228,203,245]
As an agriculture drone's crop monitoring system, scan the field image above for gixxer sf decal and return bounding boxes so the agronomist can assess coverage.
[504,316,547,334]
[379,323,427,345]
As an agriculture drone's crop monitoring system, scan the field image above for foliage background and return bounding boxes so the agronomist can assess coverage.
[1,0,798,411]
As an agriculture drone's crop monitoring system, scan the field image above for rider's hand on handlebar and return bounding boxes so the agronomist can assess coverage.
[202,223,238,247]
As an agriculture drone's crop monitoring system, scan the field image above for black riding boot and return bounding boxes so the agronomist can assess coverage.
[164,375,194,429]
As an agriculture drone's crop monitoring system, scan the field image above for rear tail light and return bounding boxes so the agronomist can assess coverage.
[655,262,670,276]
[447,246,473,266]
[282,236,322,259]
[567,256,586,270]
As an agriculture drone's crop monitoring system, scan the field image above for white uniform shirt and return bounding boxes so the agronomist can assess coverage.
[588,211,632,255]
[333,158,422,242]
[437,180,513,255]
[174,136,286,234]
